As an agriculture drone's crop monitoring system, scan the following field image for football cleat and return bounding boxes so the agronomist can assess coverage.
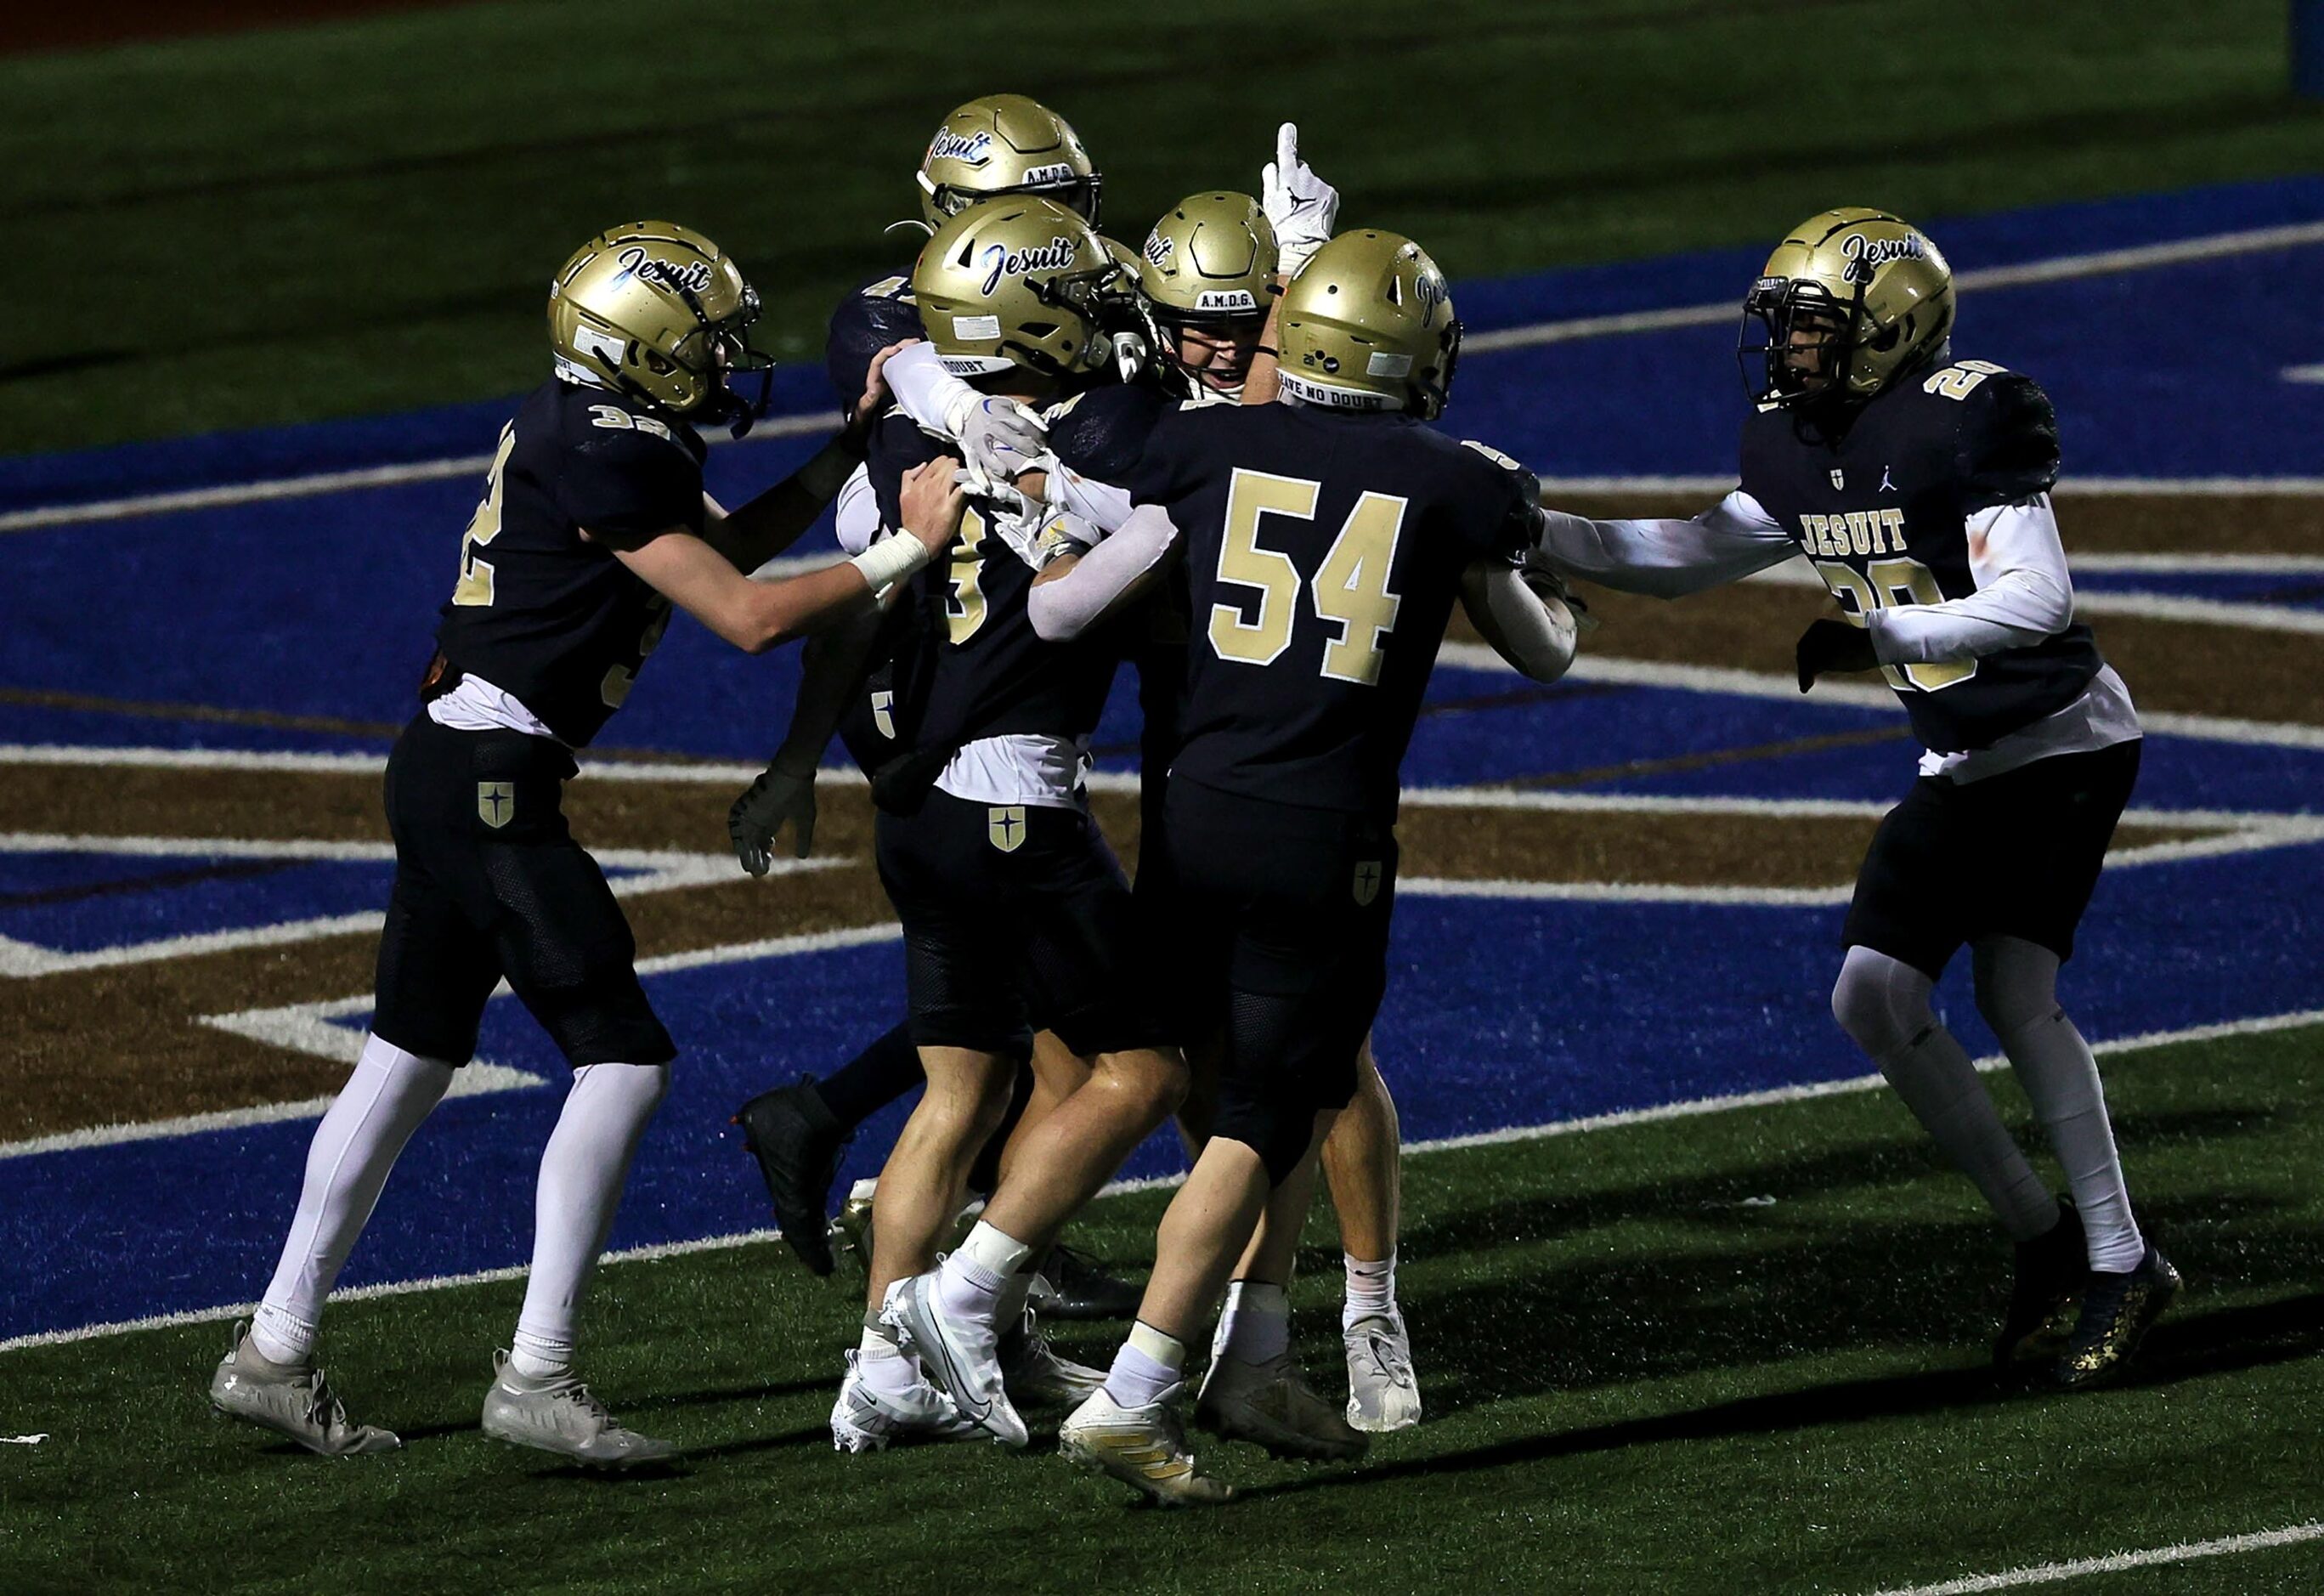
[1000,1312,1106,1407]
[732,1078,851,1276]
[828,1180,878,1279]
[480,1351,676,1467]
[1343,1311,1423,1433]
[208,1322,400,1457]
[829,1350,983,1453]
[2050,1244,2182,1390]
[1028,1242,1144,1321]
[1196,1351,1368,1462]
[880,1272,1026,1449]
[1060,1384,1235,1507]
[1995,1197,2087,1370]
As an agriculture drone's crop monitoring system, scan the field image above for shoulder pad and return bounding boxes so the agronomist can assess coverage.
[1955,370,2060,509]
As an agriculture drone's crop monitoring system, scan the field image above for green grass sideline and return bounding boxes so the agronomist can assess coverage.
[1,1024,2316,1594]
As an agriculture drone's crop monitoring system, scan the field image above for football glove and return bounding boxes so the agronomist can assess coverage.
[1795,617,1880,691]
[987,501,1099,573]
[943,392,1048,494]
[1261,122,1340,278]
[730,756,818,872]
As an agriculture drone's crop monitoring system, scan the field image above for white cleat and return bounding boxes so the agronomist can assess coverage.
[829,1350,983,1453]
[480,1351,676,1468]
[1000,1311,1106,1407]
[1060,1384,1235,1507]
[1343,1310,1423,1433]
[208,1322,401,1457]
[880,1271,1026,1448]
[1196,1351,1367,1462]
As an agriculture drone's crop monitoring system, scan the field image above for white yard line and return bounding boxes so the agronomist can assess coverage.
[4,1003,2316,1355]
[1861,1521,2324,1596]
[0,835,833,978]
[6,221,2324,535]
[1462,218,2324,354]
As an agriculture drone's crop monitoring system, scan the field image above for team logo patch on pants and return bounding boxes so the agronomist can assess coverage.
[478,781,516,829]
[987,805,1027,853]
[1354,860,1383,906]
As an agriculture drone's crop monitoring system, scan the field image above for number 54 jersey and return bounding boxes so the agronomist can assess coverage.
[1740,359,2103,755]
[1125,402,1537,818]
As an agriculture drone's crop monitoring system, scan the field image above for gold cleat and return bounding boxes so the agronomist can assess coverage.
[1995,1197,2086,1370]
[2050,1244,2181,1390]
[1060,1386,1236,1507]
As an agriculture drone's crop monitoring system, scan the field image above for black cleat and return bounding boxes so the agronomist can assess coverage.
[732,1078,850,1276]
[1029,1242,1144,1321]
[1995,1196,2087,1370]
[2050,1243,2182,1390]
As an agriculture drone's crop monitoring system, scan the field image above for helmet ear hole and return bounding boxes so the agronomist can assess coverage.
[1869,320,1903,352]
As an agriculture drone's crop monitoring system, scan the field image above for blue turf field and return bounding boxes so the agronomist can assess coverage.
[3,180,2321,1344]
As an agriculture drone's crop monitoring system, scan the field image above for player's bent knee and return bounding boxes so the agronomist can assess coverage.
[1830,945,1933,1058]
[1211,1099,1312,1186]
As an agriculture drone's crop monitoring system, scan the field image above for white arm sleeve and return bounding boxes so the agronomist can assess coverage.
[832,461,881,556]
[1867,495,2074,665]
[1530,489,1799,597]
[1027,504,1181,641]
[883,341,976,437]
[1044,464,1139,535]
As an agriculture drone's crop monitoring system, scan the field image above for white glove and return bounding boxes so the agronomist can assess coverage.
[1261,122,1340,278]
[987,503,1099,574]
[943,392,1048,494]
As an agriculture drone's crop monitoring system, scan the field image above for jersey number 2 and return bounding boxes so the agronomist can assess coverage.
[451,424,517,608]
[1208,469,1405,687]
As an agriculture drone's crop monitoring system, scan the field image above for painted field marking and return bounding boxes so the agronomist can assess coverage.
[1462,218,2324,354]
[0,833,839,978]
[1860,1520,2324,1596]
[5,1003,2316,1355]
[5,214,2322,536]
[1535,477,2324,495]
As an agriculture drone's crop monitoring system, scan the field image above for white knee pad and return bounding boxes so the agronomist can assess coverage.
[1830,945,1937,1060]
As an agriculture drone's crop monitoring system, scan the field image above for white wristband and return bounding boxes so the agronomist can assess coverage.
[848,532,934,591]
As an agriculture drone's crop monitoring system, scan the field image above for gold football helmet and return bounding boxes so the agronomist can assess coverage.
[1139,192,1278,323]
[912,195,1122,378]
[548,221,772,429]
[917,94,1101,229]
[1275,229,1461,419]
[1741,207,1955,406]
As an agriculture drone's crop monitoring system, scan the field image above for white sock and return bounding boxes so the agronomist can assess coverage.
[252,1033,455,1366]
[1343,1251,1398,1333]
[857,1327,920,1395]
[1217,1281,1290,1365]
[936,1220,1031,1321]
[510,1061,669,1379]
[1833,946,2058,1242]
[1102,1322,1185,1409]
[1976,938,2145,1271]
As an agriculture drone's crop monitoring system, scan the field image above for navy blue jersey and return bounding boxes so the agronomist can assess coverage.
[432,378,705,747]
[826,269,920,414]
[1045,380,1174,484]
[867,411,1120,781]
[1739,359,2101,754]
[1127,404,1535,817]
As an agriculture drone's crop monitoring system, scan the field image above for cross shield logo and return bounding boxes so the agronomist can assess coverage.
[987,806,1026,853]
[477,781,515,829]
[1829,468,1846,490]
[1353,860,1383,906]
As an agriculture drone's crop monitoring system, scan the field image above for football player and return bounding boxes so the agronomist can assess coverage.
[1017,229,1576,1503]
[1528,209,2177,1389]
[206,222,965,1464]
[883,133,1434,1435]
[832,195,1196,1454]
[729,94,1132,1312]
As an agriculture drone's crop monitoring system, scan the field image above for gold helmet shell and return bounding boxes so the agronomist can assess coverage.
[1139,191,1278,325]
[548,221,769,423]
[1742,207,1955,405]
[1275,229,1461,419]
[916,94,1101,229]
[912,195,1122,378]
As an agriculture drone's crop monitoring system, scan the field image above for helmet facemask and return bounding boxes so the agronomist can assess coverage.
[1739,275,1863,410]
